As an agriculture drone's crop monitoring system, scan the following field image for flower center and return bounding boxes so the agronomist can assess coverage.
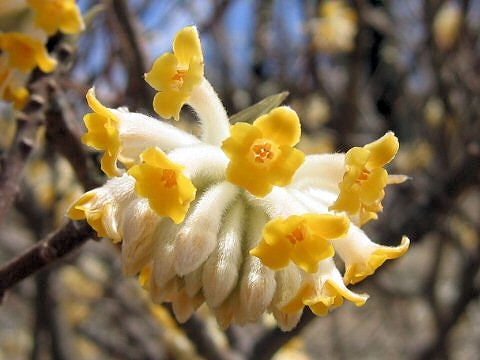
[356,167,371,182]
[287,224,306,245]
[171,69,187,90]
[250,139,278,166]
[161,169,177,188]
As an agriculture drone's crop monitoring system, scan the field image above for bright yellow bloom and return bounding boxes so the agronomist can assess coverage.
[283,279,367,316]
[26,0,85,36]
[82,88,122,177]
[250,214,349,273]
[145,26,204,120]
[329,132,399,225]
[0,33,57,73]
[343,236,410,285]
[282,259,368,316]
[128,147,196,224]
[222,107,305,197]
[68,191,109,238]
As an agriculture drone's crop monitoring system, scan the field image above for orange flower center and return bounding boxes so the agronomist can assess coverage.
[251,141,275,164]
[161,169,177,188]
[287,224,306,245]
[356,167,371,182]
[171,69,187,90]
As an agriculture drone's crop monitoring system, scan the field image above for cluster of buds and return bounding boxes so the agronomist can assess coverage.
[0,0,84,109]
[68,26,409,330]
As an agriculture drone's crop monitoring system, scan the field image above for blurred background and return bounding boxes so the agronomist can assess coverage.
[1,0,480,359]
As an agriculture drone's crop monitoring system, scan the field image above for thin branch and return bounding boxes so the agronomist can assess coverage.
[248,309,316,360]
[0,220,95,302]
[109,0,153,111]
[45,81,101,191]
[0,98,45,225]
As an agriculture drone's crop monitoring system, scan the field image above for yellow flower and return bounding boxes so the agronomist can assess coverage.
[0,64,28,109]
[82,88,122,177]
[26,0,85,36]
[0,32,57,73]
[145,26,204,120]
[222,107,305,197]
[335,227,410,285]
[250,214,349,273]
[68,191,110,239]
[329,132,399,225]
[128,147,196,224]
[282,259,368,316]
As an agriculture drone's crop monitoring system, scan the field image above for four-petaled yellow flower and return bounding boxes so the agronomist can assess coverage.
[26,0,85,36]
[145,26,204,121]
[128,147,196,224]
[82,88,122,177]
[329,132,399,225]
[222,107,305,197]
[250,214,349,273]
[0,33,57,73]
[282,260,368,316]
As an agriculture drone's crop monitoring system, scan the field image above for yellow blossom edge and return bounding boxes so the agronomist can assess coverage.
[344,236,410,285]
[282,280,368,316]
[27,0,85,36]
[145,26,204,120]
[0,33,57,73]
[250,214,349,273]
[222,107,305,197]
[82,88,122,177]
[67,192,109,239]
[329,132,400,226]
[128,147,196,224]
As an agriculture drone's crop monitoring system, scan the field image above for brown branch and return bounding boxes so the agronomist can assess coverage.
[0,220,95,302]
[0,97,45,225]
[248,309,316,360]
[109,0,153,111]
[45,81,102,191]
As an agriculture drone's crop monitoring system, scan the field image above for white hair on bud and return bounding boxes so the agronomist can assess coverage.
[174,181,239,276]
[202,200,245,307]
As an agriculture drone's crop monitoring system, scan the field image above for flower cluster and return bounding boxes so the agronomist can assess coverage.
[308,1,358,54]
[0,0,84,109]
[68,26,409,330]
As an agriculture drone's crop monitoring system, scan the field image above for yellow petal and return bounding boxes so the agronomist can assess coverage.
[290,237,334,273]
[172,26,203,66]
[180,58,204,93]
[152,89,190,121]
[282,284,313,314]
[345,146,369,168]
[267,146,305,187]
[329,185,360,215]
[344,236,410,285]
[27,0,85,35]
[222,122,261,158]
[67,192,108,238]
[253,107,301,146]
[249,240,292,270]
[364,131,399,168]
[358,168,387,205]
[128,147,196,224]
[0,33,57,73]
[144,53,178,92]
[82,89,121,177]
[225,161,272,198]
[304,214,350,240]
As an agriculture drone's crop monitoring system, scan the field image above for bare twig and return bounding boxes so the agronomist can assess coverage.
[0,98,45,225]
[248,309,316,360]
[0,220,95,302]
[109,0,153,111]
